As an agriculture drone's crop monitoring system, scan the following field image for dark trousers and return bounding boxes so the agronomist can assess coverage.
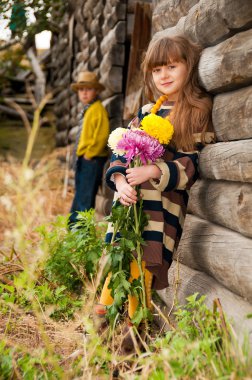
[69,156,107,226]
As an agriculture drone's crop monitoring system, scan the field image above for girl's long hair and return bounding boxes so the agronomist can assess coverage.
[141,36,213,151]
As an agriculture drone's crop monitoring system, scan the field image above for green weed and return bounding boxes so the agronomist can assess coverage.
[40,210,105,292]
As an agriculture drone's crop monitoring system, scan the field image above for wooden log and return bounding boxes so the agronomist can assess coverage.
[102,94,124,118]
[157,262,252,346]
[55,89,69,104]
[90,16,103,37]
[108,116,124,132]
[188,179,252,238]
[83,0,94,17]
[56,130,68,147]
[199,29,252,93]
[185,0,252,47]
[100,66,123,93]
[56,114,70,130]
[95,194,113,216]
[93,0,103,16]
[102,3,126,36]
[213,86,252,141]
[89,36,99,52]
[74,0,84,24]
[89,48,102,70]
[99,44,125,75]
[100,21,126,55]
[79,32,89,50]
[154,0,252,48]
[0,104,33,121]
[152,0,198,33]
[68,125,79,142]
[199,140,252,182]
[175,214,252,303]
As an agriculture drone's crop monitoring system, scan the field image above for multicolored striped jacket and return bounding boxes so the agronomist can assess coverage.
[105,101,214,290]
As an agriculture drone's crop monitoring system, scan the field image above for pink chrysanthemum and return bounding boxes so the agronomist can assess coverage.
[116,129,164,165]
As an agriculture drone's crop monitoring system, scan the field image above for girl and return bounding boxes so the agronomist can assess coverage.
[95,36,215,349]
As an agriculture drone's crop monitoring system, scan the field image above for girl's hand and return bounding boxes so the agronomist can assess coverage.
[114,174,138,206]
[126,165,161,186]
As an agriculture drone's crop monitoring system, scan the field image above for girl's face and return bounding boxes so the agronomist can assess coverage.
[152,61,188,101]
[78,87,97,105]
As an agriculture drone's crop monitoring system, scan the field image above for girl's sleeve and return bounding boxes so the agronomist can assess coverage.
[150,150,199,192]
[105,154,128,191]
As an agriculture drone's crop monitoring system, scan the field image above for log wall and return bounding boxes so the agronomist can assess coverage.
[153,0,252,345]
[51,0,128,149]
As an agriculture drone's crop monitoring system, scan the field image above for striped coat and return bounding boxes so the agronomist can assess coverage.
[105,102,214,290]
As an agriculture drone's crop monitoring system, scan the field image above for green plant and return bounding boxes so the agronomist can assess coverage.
[102,200,151,326]
[0,340,62,379]
[40,211,105,292]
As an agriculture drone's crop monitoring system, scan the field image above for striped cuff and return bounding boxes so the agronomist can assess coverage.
[149,161,170,191]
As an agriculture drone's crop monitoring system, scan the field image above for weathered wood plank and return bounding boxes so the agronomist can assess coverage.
[154,0,252,48]
[188,179,252,238]
[157,262,252,345]
[175,214,252,303]
[199,140,252,182]
[123,2,151,120]
[213,86,252,141]
[199,29,252,93]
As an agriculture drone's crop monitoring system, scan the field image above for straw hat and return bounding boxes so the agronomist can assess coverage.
[71,71,105,92]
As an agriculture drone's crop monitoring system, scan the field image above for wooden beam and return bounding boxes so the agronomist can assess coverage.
[199,29,252,93]
[152,0,198,33]
[154,0,252,48]
[157,261,252,346]
[175,214,252,302]
[199,140,252,182]
[188,179,252,238]
[213,86,252,141]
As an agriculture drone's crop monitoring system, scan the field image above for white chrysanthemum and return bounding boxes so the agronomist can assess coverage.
[108,127,127,156]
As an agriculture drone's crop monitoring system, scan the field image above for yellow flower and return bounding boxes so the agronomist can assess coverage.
[140,114,174,145]
[108,127,127,156]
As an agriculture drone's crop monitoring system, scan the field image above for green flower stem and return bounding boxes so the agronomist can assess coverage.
[133,201,147,314]
[132,156,147,319]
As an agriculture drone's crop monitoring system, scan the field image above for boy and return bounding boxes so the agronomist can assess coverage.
[69,71,109,227]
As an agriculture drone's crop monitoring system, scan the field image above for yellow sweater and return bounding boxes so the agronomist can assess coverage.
[77,100,109,159]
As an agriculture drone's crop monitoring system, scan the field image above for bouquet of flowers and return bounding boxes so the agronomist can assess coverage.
[105,114,174,324]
